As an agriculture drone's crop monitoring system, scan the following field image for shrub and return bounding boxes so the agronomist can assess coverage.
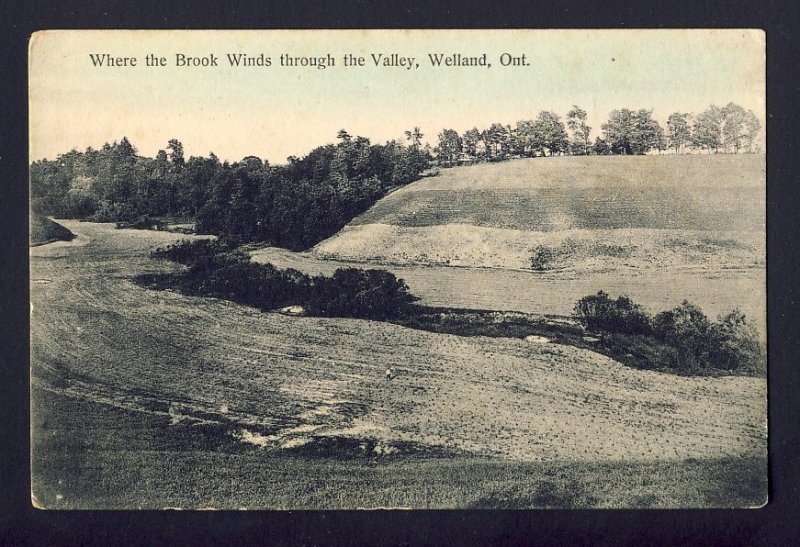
[152,239,231,265]
[652,302,764,374]
[573,291,652,335]
[530,246,556,271]
[148,242,416,320]
[708,310,766,374]
[652,301,713,369]
[307,268,417,320]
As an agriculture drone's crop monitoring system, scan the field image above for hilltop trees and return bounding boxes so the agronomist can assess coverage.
[567,105,592,155]
[743,110,762,153]
[689,103,761,154]
[436,129,463,167]
[429,102,760,166]
[692,105,724,153]
[667,113,692,154]
[483,123,511,160]
[531,111,569,157]
[601,109,665,155]
[29,132,431,250]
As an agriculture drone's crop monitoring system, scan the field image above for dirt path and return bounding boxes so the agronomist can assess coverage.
[31,221,766,463]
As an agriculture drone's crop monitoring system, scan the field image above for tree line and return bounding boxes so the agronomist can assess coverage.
[29,130,431,250]
[435,103,761,165]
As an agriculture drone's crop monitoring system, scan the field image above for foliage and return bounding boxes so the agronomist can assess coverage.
[667,112,692,154]
[436,129,463,167]
[602,109,665,155]
[30,133,430,251]
[146,241,417,320]
[152,238,232,265]
[708,309,766,375]
[29,215,75,247]
[306,268,417,320]
[530,245,556,271]
[573,291,653,335]
[573,293,765,375]
[567,105,592,155]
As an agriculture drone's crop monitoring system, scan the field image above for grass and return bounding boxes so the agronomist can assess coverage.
[30,220,768,510]
[29,215,75,246]
[352,155,764,233]
[31,386,766,510]
[136,240,763,378]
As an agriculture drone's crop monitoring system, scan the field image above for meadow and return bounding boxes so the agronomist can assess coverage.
[30,220,766,508]
[308,154,766,335]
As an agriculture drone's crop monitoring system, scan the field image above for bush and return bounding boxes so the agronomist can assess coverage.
[574,294,764,376]
[152,239,231,265]
[652,301,712,369]
[708,310,766,374]
[307,268,417,320]
[147,241,417,320]
[573,291,652,335]
[530,246,556,271]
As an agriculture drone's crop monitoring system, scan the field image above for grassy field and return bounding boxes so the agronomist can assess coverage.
[352,154,764,231]
[305,154,766,336]
[253,245,766,337]
[30,221,767,508]
[319,155,765,269]
[32,386,766,510]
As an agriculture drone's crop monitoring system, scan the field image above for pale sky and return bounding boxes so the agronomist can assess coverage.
[29,30,765,164]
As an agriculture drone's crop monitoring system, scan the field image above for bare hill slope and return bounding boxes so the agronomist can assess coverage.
[315,155,765,271]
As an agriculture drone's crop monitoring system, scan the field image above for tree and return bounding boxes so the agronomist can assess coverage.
[462,127,482,159]
[483,123,510,159]
[602,109,635,155]
[308,268,417,319]
[593,137,611,155]
[566,105,592,155]
[531,111,568,157]
[436,128,462,167]
[167,139,185,169]
[630,110,664,155]
[721,102,748,153]
[692,105,724,154]
[601,109,663,155]
[653,301,712,368]
[573,291,652,334]
[666,113,692,154]
[743,110,761,153]
[404,127,424,148]
[709,310,765,373]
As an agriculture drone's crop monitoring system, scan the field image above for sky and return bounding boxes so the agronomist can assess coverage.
[29,30,765,164]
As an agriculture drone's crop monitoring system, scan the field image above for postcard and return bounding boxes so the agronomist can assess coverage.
[29,29,766,509]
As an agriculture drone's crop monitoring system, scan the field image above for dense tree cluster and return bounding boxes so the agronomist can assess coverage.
[434,103,761,165]
[146,239,418,320]
[30,132,431,250]
[573,291,765,375]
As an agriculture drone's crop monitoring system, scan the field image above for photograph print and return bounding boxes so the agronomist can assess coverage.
[29,30,766,509]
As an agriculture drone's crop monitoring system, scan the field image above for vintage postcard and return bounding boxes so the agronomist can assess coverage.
[29,30,766,509]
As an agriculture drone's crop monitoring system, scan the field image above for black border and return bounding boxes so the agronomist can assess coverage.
[3,1,799,544]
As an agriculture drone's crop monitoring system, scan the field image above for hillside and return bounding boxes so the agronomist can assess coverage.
[31,221,766,508]
[314,154,765,271]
